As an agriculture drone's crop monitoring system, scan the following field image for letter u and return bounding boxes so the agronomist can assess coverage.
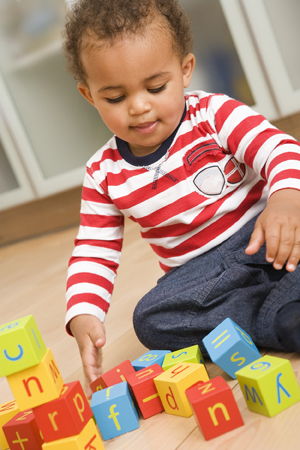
[4,345,23,361]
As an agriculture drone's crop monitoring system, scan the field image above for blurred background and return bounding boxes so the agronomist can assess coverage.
[0,0,300,244]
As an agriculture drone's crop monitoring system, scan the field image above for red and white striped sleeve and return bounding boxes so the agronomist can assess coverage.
[204,94,300,195]
[65,159,124,333]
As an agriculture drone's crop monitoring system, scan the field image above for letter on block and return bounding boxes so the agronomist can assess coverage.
[3,409,43,450]
[202,318,261,378]
[7,348,64,411]
[162,345,205,372]
[0,400,20,450]
[42,418,104,450]
[236,355,300,417]
[126,363,164,419]
[90,359,136,393]
[91,381,139,440]
[186,376,244,440]
[0,315,46,377]
[131,350,171,371]
[154,362,209,417]
[33,381,93,442]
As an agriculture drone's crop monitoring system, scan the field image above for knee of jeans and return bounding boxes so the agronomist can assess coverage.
[132,299,159,349]
[133,301,149,341]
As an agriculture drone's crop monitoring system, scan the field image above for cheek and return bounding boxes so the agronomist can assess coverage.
[159,96,184,122]
[97,106,126,133]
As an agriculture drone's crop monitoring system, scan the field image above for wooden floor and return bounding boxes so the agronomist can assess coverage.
[1,218,300,449]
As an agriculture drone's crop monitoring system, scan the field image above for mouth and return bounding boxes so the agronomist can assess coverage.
[131,121,158,135]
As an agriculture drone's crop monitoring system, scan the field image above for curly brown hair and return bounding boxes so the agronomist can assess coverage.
[62,0,193,83]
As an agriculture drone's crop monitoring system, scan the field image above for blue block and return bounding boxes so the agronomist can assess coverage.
[91,381,139,440]
[202,318,261,378]
[131,350,171,371]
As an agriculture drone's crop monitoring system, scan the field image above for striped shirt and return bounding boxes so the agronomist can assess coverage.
[65,91,300,329]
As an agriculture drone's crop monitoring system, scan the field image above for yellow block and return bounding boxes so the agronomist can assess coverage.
[154,362,209,417]
[0,400,19,449]
[7,348,64,411]
[42,418,104,450]
[236,355,300,417]
[162,345,205,372]
[0,315,47,377]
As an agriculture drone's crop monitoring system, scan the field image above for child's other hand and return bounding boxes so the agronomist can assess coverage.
[245,189,300,272]
[69,314,106,399]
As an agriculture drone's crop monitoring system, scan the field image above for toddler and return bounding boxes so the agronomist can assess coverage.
[63,0,300,398]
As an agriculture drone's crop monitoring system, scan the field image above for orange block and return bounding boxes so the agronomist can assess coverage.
[90,360,136,392]
[126,364,164,419]
[7,348,64,410]
[33,381,93,442]
[3,409,43,450]
[42,418,104,449]
[0,400,20,449]
[186,376,244,440]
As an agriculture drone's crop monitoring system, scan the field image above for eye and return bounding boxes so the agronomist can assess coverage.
[106,96,125,104]
[148,84,166,94]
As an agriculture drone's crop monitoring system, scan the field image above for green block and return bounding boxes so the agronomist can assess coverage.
[236,355,300,417]
[162,345,205,371]
[0,315,47,377]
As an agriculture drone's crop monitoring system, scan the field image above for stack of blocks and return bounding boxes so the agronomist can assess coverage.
[0,315,104,450]
[1,315,300,446]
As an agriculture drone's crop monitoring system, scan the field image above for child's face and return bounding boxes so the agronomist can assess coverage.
[78,22,195,157]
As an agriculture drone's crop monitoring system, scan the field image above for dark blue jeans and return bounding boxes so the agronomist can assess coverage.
[133,216,300,356]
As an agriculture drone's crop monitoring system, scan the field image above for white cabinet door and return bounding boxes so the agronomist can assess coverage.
[0,105,34,211]
[181,0,278,120]
[241,0,300,117]
[0,0,112,199]
[219,0,278,120]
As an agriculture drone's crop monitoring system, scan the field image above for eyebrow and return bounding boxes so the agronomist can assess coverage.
[98,71,170,92]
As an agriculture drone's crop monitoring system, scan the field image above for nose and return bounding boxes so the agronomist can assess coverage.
[129,93,151,116]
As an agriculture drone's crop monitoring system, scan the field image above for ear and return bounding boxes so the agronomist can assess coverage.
[77,82,95,106]
[182,53,195,89]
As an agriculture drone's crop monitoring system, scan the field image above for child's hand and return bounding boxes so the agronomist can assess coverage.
[245,189,300,272]
[69,314,106,399]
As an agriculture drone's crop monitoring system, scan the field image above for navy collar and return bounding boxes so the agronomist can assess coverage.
[116,105,186,167]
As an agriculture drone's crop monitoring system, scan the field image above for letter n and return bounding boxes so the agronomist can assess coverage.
[49,360,60,382]
[23,377,43,397]
[208,402,230,426]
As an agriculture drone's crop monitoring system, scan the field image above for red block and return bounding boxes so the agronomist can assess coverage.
[90,360,136,393]
[3,409,43,450]
[33,381,93,442]
[126,364,164,419]
[186,376,244,440]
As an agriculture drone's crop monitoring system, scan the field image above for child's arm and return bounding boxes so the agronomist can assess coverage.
[69,314,106,399]
[245,188,300,272]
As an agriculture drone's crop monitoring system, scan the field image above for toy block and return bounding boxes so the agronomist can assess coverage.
[90,359,136,393]
[126,363,164,419]
[0,315,46,377]
[186,376,244,440]
[0,400,20,450]
[3,409,44,449]
[162,345,205,371]
[33,381,93,442]
[202,318,261,378]
[131,350,171,371]
[7,348,64,411]
[91,381,139,440]
[42,418,104,450]
[236,355,300,417]
[154,362,209,417]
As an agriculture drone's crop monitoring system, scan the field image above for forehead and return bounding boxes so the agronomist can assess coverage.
[81,21,180,84]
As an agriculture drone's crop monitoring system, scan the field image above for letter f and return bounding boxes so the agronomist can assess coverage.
[108,404,121,430]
